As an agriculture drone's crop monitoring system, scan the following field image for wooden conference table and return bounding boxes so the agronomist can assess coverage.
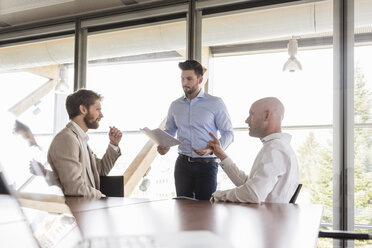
[66,197,323,248]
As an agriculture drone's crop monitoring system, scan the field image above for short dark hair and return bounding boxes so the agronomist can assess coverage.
[178,60,203,77]
[66,89,102,119]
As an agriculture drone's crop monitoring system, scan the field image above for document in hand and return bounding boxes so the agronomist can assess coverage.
[140,127,181,147]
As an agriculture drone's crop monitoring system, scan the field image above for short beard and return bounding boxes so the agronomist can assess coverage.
[84,113,99,129]
[183,86,199,97]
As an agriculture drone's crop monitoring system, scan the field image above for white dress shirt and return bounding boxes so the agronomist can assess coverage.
[71,121,96,188]
[212,132,299,203]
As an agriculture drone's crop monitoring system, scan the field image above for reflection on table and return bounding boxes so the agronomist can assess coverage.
[66,197,323,248]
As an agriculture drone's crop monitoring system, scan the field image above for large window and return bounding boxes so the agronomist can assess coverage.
[354,0,372,246]
[86,20,186,198]
[0,37,74,193]
[202,1,339,247]
[201,0,372,247]
[353,45,372,247]
[203,0,334,217]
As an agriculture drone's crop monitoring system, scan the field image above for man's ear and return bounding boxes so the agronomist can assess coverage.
[79,105,88,115]
[198,76,204,85]
[264,110,271,120]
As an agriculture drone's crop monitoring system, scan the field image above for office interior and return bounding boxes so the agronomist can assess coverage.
[0,0,371,247]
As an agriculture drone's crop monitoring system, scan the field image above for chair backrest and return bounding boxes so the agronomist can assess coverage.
[319,230,372,240]
[173,196,198,200]
[99,176,124,197]
[289,184,302,204]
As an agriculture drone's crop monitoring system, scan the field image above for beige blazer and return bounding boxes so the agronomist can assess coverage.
[47,122,121,198]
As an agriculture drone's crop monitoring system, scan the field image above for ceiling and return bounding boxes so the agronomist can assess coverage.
[0,0,162,29]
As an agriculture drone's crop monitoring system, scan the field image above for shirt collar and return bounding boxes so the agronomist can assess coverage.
[71,121,89,143]
[183,89,205,100]
[261,132,291,144]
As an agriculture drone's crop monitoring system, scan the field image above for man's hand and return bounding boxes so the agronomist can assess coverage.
[211,190,226,202]
[109,126,122,146]
[207,133,228,160]
[192,147,213,156]
[157,145,170,155]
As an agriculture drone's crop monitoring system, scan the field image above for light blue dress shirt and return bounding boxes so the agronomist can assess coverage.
[165,90,234,158]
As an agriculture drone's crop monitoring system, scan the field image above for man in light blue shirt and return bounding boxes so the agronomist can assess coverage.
[157,60,234,200]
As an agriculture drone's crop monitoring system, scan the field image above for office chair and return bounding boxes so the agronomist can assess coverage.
[99,176,124,197]
[286,183,372,241]
[289,183,302,204]
[173,196,198,200]
[319,230,372,240]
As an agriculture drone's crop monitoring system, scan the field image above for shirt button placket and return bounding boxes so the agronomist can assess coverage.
[189,100,193,158]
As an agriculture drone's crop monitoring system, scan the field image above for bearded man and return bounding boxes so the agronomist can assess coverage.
[157,60,234,200]
[47,89,122,198]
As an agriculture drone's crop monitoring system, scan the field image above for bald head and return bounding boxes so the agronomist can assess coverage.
[253,97,284,122]
[246,97,285,139]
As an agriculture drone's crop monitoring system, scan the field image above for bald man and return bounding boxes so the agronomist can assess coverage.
[207,97,299,203]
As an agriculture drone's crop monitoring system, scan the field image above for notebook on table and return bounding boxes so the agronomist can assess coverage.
[0,118,233,248]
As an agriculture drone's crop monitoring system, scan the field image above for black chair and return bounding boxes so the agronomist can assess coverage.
[289,183,302,204]
[173,196,198,200]
[99,176,124,197]
[318,230,372,240]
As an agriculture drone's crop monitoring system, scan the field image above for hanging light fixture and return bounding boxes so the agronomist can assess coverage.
[55,64,69,92]
[283,37,302,72]
[139,167,151,192]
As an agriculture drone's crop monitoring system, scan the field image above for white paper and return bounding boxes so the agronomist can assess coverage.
[140,127,181,147]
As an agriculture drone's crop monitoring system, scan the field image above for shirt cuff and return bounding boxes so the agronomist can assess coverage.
[212,190,227,202]
[109,143,120,152]
[220,156,232,167]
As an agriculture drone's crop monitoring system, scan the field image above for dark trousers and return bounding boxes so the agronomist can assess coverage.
[174,155,218,200]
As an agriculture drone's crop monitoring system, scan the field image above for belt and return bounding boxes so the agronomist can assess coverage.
[178,154,219,163]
